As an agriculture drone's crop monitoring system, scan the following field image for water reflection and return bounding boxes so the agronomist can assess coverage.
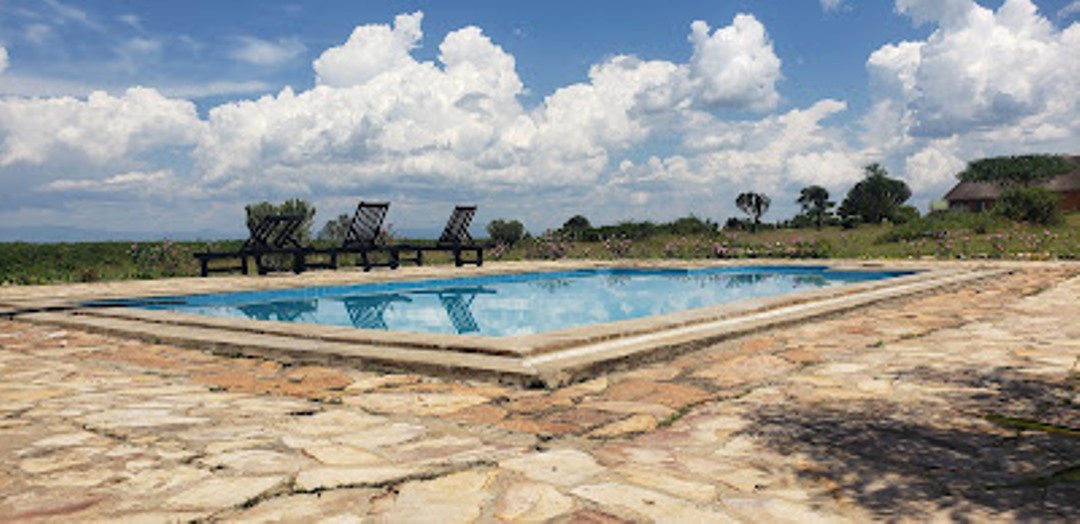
[413,286,496,334]
[792,274,829,287]
[341,294,412,330]
[238,300,317,323]
[198,268,882,337]
[603,273,633,287]
[725,273,772,288]
[529,278,572,293]
[671,272,774,288]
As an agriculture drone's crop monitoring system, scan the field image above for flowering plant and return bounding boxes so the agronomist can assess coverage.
[130,238,188,277]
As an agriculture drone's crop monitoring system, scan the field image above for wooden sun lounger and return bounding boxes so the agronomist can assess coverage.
[335,201,407,271]
[398,205,486,267]
[193,202,487,277]
[195,213,323,276]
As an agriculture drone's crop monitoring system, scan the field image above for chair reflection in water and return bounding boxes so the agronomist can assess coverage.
[416,286,496,334]
[341,294,412,330]
[238,300,317,323]
[342,287,495,334]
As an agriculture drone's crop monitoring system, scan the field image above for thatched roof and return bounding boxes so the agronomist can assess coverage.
[944,180,1001,201]
[944,155,1080,202]
[1043,171,1080,192]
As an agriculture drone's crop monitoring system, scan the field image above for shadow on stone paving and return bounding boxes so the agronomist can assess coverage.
[745,368,1078,521]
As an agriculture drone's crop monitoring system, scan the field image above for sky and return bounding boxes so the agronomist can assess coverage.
[0,0,1078,241]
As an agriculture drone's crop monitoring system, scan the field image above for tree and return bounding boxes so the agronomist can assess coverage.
[995,186,1062,225]
[735,192,771,232]
[245,198,316,243]
[561,215,592,240]
[892,205,920,225]
[958,154,1070,187]
[796,185,834,230]
[838,163,911,224]
[666,215,716,236]
[563,215,591,230]
[486,219,526,246]
[318,214,351,242]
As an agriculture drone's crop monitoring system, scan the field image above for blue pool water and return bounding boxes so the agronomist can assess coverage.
[104,266,910,337]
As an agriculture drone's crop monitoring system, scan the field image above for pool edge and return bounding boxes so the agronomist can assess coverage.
[10,262,1007,388]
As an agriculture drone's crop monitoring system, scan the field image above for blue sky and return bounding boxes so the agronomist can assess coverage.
[0,0,1078,240]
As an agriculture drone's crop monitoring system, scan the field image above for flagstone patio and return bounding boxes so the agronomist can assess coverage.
[1,260,1077,522]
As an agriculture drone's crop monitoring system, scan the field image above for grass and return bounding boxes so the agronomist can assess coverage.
[491,212,1080,263]
[658,405,693,428]
[0,238,492,285]
[2,212,1078,285]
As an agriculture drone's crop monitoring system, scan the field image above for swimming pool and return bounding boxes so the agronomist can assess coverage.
[51,262,993,386]
[109,266,911,337]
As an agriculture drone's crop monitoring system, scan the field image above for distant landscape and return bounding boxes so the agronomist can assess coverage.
[5,155,1077,285]
[3,211,1077,286]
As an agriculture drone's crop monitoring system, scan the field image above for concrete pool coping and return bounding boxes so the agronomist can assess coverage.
[1,260,1006,387]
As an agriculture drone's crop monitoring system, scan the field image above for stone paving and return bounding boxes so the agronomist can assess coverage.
[0,262,1078,522]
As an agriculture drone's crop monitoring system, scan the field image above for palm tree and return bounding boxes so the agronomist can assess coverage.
[797,185,834,229]
[736,192,771,232]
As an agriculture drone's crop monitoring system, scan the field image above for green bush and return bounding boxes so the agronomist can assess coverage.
[527,230,573,259]
[840,216,860,230]
[877,211,1005,244]
[892,205,920,225]
[557,215,720,241]
[129,239,191,278]
[667,215,717,236]
[487,219,526,246]
[246,198,316,243]
[995,186,1063,225]
[318,214,351,242]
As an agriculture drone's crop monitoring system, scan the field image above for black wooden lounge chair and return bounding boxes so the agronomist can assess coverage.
[399,205,487,267]
[336,201,405,271]
[433,205,486,266]
[195,212,325,276]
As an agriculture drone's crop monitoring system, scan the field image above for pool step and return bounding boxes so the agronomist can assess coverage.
[22,311,547,387]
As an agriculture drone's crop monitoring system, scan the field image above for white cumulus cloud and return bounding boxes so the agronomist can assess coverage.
[591,97,862,226]
[875,0,1079,138]
[230,36,306,66]
[197,12,787,197]
[0,87,204,166]
[903,139,967,190]
[862,0,1080,201]
[684,99,861,190]
[687,15,782,111]
[0,47,8,75]
[0,10,835,234]
[314,11,425,87]
[196,16,538,192]
[533,56,681,173]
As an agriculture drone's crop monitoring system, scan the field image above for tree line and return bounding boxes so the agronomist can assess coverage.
[730,162,914,232]
[727,154,1068,232]
[243,155,1069,247]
